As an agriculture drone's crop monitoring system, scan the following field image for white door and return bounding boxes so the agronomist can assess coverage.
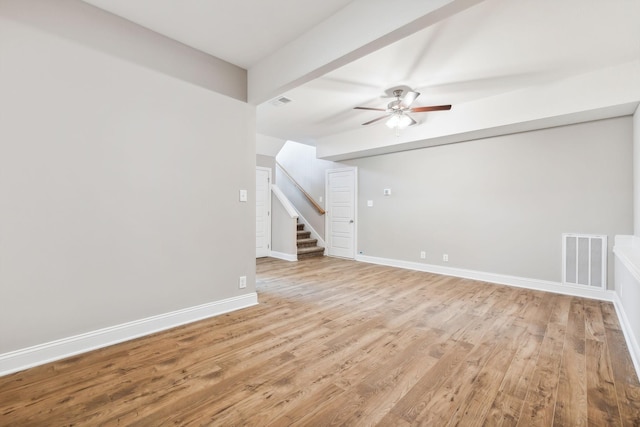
[256,167,271,258]
[326,167,356,259]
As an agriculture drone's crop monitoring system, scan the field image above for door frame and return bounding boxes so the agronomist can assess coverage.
[325,166,357,259]
[256,166,272,258]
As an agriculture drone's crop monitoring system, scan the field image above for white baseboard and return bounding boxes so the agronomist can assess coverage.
[0,293,258,377]
[355,254,614,301]
[270,251,297,262]
[612,292,640,381]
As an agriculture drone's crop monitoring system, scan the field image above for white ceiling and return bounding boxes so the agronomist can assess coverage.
[81,0,640,152]
[257,0,640,145]
[81,0,355,69]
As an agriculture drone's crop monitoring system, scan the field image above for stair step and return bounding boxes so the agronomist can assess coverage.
[297,238,318,248]
[294,220,323,259]
[297,245,325,259]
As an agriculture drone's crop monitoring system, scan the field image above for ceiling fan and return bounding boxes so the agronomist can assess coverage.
[354,89,452,129]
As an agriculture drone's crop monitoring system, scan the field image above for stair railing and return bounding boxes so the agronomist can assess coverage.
[276,161,326,215]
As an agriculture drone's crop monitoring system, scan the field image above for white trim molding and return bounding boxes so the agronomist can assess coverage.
[270,251,297,262]
[355,254,615,301]
[0,293,258,377]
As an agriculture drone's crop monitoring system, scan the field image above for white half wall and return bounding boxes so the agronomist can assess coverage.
[271,186,298,260]
[634,106,640,236]
[615,105,640,379]
[612,236,640,380]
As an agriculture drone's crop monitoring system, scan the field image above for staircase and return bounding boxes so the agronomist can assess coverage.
[296,220,324,259]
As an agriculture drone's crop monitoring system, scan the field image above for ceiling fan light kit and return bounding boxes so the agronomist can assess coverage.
[354,88,452,133]
[385,112,413,129]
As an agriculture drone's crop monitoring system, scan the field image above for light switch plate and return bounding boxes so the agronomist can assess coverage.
[367,200,373,207]
[239,189,247,202]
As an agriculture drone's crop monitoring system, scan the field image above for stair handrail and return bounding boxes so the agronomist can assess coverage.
[276,161,326,215]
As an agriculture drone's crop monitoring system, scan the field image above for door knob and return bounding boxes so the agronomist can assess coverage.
[349,219,354,223]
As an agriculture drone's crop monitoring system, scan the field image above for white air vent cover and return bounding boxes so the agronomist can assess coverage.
[269,96,292,107]
[562,233,607,289]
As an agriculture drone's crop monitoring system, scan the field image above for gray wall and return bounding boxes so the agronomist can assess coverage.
[256,155,276,182]
[348,117,633,286]
[0,1,255,353]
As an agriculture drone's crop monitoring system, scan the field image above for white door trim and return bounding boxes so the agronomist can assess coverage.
[325,167,357,259]
[256,167,272,258]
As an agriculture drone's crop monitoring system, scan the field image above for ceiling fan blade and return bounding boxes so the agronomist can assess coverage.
[362,115,389,125]
[354,106,387,111]
[406,115,417,126]
[400,91,420,108]
[410,105,452,112]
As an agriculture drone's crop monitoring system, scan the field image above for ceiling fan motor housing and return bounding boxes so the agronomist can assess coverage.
[388,100,401,111]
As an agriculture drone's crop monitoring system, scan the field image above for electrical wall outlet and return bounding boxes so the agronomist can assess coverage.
[443,254,449,262]
[420,251,426,259]
[238,276,247,288]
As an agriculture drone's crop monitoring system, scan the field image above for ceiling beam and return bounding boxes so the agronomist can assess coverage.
[316,61,640,160]
[247,0,486,105]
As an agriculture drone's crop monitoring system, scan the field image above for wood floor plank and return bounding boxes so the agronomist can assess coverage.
[446,325,526,427]
[516,318,566,425]
[382,338,476,424]
[341,330,447,425]
[0,256,638,426]
[239,325,416,425]
[483,330,544,427]
[600,301,622,331]
[406,315,524,426]
[584,298,607,342]
[553,298,587,426]
[604,327,640,426]
[586,338,622,425]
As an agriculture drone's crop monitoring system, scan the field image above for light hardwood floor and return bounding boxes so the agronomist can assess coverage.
[1,257,639,426]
